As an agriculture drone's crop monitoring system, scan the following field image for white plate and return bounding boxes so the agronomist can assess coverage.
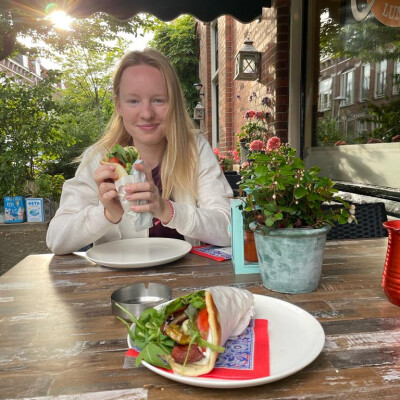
[128,294,325,388]
[85,238,192,269]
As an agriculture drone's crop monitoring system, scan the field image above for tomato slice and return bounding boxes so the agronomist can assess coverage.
[197,307,209,340]
[108,156,125,168]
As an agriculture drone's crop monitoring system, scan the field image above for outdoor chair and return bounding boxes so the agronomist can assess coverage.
[224,171,241,197]
[323,202,388,240]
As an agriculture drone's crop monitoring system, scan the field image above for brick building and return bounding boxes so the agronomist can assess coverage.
[196,1,290,153]
[0,55,46,85]
[195,0,400,196]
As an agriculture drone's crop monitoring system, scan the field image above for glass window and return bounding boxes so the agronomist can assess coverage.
[360,64,370,101]
[313,1,399,146]
[356,115,368,137]
[22,55,29,69]
[318,78,332,110]
[341,70,354,105]
[393,59,400,95]
[375,60,387,97]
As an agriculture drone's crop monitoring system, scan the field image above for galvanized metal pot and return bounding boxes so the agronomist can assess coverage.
[254,224,331,294]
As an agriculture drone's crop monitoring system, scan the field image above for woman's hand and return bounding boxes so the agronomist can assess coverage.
[94,164,124,224]
[125,163,172,224]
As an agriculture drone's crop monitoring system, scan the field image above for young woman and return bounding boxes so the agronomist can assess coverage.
[46,49,233,255]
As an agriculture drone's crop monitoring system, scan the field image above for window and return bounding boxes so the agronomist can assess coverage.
[318,78,332,111]
[393,59,400,95]
[35,60,41,76]
[213,24,219,73]
[356,116,368,136]
[340,69,354,105]
[360,64,370,101]
[375,60,387,97]
[210,21,219,147]
[22,55,29,69]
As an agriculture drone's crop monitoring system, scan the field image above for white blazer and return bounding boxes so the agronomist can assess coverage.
[46,134,233,255]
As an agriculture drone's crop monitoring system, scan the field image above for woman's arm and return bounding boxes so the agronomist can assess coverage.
[46,148,116,255]
[163,135,233,246]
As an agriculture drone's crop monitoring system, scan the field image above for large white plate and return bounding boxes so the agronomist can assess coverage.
[128,294,325,388]
[86,238,192,269]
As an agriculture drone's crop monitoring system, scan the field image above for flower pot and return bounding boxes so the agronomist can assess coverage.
[382,220,400,306]
[244,230,258,262]
[254,224,331,294]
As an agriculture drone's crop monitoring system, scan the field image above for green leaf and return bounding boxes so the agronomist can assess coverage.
[294,187,307,199]
[136,343,171,369]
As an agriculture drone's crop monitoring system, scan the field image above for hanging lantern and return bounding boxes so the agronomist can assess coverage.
[193,102,205,120]
[234,40,261,81]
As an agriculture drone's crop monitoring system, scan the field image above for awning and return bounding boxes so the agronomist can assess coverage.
[2,0,272,23]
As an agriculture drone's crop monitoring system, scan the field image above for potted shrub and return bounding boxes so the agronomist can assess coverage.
[239,137,356,293]
[213,148,242,195]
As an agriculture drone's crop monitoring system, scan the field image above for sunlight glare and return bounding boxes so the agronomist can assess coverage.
[48,10,73,30]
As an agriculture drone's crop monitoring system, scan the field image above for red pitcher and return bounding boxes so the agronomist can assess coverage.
[382,220,400,306]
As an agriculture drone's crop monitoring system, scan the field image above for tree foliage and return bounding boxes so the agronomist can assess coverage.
[47,43,128,178]
[320,12,400,62]
[148,15,199,110]
[0,71,67,198]
[0,8,159,61]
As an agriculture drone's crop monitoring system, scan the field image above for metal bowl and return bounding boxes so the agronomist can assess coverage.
[111,282,172,320]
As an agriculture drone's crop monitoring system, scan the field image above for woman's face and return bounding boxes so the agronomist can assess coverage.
[115,64,169,149]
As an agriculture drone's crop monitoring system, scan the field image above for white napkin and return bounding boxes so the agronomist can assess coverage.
[206,286,255,346]
[115,160,153,229]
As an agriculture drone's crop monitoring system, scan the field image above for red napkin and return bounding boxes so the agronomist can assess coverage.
[125,319,269,380]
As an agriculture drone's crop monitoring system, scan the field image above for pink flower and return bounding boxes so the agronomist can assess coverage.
[213,147,221,156]
[250,140,264,151]
[230,149,240,163]
[266,136,281,151]
[334,140,347,146]
[241,161,249,169]
[367,138,382,144]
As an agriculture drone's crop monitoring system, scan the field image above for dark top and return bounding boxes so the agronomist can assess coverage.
[149,165,184,240]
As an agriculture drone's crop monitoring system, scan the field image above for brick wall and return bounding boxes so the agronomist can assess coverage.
[196,0,290,154]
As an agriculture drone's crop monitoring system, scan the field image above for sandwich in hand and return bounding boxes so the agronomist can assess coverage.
[100,144,139,180]
[117,286,254,377]
[100,143,152,228]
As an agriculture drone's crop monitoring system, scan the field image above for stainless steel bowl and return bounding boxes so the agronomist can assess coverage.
[111,282,172,320]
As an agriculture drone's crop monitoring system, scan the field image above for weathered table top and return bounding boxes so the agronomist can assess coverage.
[1,238,399,399]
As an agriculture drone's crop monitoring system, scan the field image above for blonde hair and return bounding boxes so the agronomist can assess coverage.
[95,49,198,201]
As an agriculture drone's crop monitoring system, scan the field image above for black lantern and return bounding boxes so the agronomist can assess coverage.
[234,40,261,81]
[193,102,205,120]
[193,82,204,96]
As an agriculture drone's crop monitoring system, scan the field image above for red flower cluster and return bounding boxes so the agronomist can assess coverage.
[266,136,281,151]
[213,148,239,172]
[367,138,383,144]
[249,139,264,151]
[392,135,400,142]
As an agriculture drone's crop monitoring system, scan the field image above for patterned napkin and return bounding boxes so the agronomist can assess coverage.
[190,245,232,261]
[125,319,270,380]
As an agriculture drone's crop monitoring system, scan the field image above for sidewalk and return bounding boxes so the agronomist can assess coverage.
[0,221,52,276]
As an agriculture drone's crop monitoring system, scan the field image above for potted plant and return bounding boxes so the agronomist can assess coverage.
[239,137,356,293]
[213,148,242,195]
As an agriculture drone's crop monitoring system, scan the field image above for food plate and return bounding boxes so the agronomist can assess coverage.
[85,238,192,269]
[127,294,325,388]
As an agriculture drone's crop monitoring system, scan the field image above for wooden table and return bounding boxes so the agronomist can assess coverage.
[1,238,400,399]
